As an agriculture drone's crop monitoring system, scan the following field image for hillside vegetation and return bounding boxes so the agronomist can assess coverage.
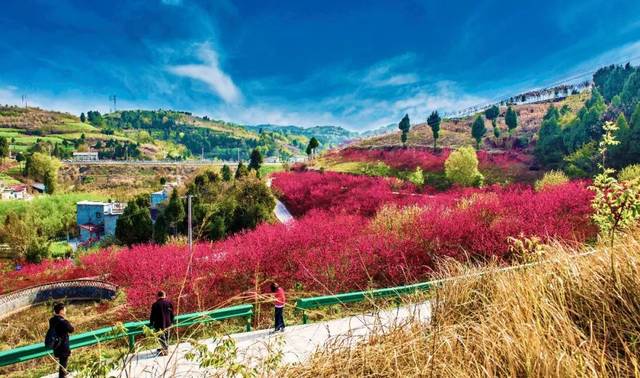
[356,91,589,151]
[0,107,358,162]
[285,231,640,377]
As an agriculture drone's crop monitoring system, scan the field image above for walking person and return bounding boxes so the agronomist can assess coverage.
[149,290,175,356]
[271,282,286,332]
[46,303,74,378]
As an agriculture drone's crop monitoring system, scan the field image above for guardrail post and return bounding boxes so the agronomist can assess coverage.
[302,310,308,325]
[245,315,252,332]
[128,334,135,352]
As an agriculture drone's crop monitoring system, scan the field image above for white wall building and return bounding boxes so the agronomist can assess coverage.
[72,152,99,161]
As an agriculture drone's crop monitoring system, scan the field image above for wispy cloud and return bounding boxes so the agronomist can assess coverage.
[362,53,419,87]
[167,42,242,103]
[205,79,487,131]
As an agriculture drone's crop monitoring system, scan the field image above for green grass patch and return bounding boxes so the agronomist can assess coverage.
[0,173,21,185]
[48,241,72,258]
[260,164,286,177]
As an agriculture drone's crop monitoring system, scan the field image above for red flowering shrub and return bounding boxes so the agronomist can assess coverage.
[328,147,533,181]
[1,179,596,317]
[271,171,429,217]
[0,259,84,294]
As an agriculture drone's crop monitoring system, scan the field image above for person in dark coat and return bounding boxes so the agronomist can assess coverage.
[149,290,175,356]
[49,302,74,378]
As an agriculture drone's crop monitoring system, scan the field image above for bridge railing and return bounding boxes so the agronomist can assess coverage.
[294,281,437,324]
[0,304,253,367]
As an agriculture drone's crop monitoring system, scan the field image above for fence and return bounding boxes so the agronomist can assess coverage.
[294,281,436,324]
[0,279,118,320]
[0,304,253,367]
[0,279,438,369]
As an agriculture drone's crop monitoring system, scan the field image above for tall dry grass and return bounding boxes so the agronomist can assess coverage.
[284,232,640,377]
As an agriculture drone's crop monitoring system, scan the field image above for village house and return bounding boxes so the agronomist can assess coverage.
[0,184,28,200]
[150,182,178,219]
[77,201,126,243]
[72,151,99,161]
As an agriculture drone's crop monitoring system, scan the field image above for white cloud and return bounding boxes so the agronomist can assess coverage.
[204,80,487,131]
[167,43,242,103]
[362,54,419,87]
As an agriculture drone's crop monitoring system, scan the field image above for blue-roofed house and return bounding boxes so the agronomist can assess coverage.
[150,182,178,220]
[77,201,126,244]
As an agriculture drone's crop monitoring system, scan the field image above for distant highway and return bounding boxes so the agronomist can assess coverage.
[64,159,282,167]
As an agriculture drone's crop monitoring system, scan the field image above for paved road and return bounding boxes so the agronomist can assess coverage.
[108,302,431,377]
[266,178,294,224]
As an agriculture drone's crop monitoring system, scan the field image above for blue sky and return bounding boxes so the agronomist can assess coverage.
[1,0,640,130]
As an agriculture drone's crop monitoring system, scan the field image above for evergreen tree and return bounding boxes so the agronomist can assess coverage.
[43,170,56,194]
[427,111,441,150]
[115,200,153,246]
[164,189,185,235]
[305,137,319,158]
[153,212,168,244]
[471,115,487,149]
[80,112,86,123]
[485,105,500,137]
[248,148,263,172]
[608,113,631,168]
[505,106,518,135]
[0,136,9,162]
[535,107,564,168]
[398,114,411,147]
[221,164,232,181]
[235,161,249,179]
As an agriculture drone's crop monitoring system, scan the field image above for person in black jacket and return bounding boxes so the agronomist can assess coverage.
[149,290,175,356]
[49,303,74,378]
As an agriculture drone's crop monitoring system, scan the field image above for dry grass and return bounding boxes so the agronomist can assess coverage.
[284,232,640,377]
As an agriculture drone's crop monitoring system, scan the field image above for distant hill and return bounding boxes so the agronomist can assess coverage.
[246,124,358,148]
[0,107,319,161]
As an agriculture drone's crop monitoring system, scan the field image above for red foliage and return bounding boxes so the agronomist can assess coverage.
[0,259,85,294]
[271,171,429,217]
[329,147,532,173]
[0,180,596,316]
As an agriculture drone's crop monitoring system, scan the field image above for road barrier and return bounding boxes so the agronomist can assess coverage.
[0,304,253,367]
[294,281,436,324]
[0,280,440,368]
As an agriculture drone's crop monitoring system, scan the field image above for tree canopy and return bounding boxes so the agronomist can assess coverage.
[427,111,441,150]
[471,116,486,149]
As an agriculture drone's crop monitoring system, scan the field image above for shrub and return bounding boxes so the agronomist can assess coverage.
[618,164,640,182]
[444,146,484,187]
[534,170,569,192]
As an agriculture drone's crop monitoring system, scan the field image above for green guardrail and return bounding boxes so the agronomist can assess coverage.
[295,281,436,324]
[0,304,253,368]
[0,280,438,368]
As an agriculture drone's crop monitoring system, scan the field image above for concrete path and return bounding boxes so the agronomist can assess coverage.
[266,178,294,224]
[107,302,431,377]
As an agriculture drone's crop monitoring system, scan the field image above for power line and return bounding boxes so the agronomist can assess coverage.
[441,54,640,119]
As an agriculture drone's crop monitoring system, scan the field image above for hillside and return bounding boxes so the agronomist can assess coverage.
[355,91,590,151]
[246,124,358,148]
[0,107,344,161]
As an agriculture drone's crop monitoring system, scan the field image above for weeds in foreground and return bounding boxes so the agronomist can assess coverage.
[283,232,640,377]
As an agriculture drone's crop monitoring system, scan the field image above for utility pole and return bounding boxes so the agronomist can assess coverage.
[109,95,117,112]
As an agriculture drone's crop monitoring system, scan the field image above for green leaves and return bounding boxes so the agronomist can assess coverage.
[590,121,640,245]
